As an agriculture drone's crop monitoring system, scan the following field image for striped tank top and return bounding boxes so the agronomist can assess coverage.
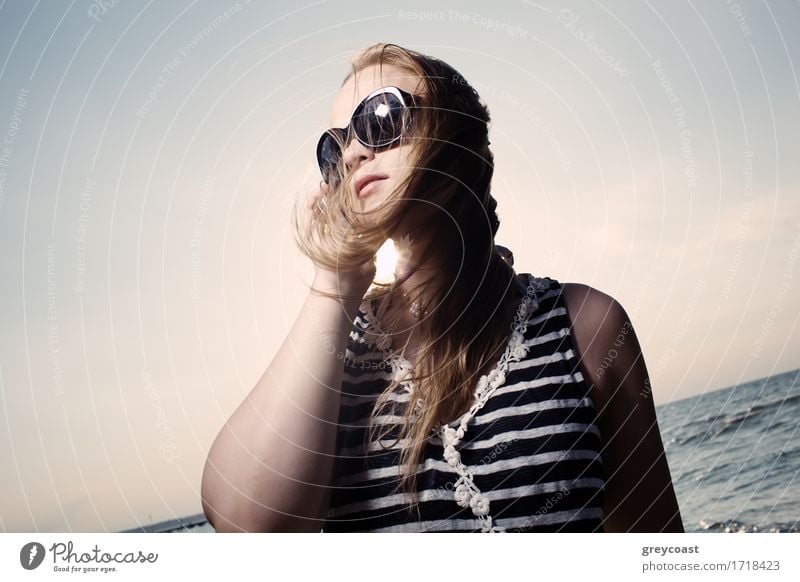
[323,273,605,532]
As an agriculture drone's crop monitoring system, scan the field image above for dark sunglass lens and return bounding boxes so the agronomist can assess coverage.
[317,131,343,179]
[316,91,410,181]
[355,92,407,147]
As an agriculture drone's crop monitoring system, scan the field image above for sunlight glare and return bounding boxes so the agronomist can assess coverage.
[373,238,398,285]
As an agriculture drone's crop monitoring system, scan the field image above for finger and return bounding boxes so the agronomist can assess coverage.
[305,188,322,213]
[314,181,333,214]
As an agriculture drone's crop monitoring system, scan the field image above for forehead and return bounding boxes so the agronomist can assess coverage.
[329,64,423,127]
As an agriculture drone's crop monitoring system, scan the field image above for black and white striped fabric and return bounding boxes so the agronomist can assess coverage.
[323,274,605,532]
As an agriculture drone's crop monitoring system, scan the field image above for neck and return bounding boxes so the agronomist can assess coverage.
[375,270,524,368]
[370,240,439,359]
[375,266,434,338]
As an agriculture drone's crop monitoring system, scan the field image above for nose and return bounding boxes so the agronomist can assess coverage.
[341,133,374,172]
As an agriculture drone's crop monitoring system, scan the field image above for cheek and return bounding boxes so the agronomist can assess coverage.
[383,148,415,193]
[385,145,414,173]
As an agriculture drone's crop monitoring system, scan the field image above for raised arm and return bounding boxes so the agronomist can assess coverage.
[562,283,684,533]
[201,185,375,532]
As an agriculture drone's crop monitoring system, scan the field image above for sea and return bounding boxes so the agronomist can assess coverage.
[658,367,799,533]
[139,368,800,533]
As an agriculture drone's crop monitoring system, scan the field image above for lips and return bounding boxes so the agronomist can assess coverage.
[355,174,388,197]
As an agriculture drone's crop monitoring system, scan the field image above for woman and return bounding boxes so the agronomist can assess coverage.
[201,43,684,533]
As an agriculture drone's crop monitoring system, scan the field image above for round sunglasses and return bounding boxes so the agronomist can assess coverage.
[316,86,417,184]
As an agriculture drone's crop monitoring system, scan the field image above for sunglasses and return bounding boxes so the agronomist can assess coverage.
[316,86,417,184]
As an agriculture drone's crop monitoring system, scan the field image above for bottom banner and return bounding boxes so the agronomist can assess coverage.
[1,532,798,580]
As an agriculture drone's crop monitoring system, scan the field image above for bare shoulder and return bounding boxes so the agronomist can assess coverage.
[560,282,632,357]
[559,282,636,409]
[560,283,683,532]
[560,282,625,325]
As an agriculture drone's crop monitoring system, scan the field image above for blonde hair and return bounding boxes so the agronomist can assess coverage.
[293,43,518,516]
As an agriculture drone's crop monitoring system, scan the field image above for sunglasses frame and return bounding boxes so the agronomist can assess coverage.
[316,85,417,182]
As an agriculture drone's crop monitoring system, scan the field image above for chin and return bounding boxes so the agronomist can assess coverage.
[361,192,394,214]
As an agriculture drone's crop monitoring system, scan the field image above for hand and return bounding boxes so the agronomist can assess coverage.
[300,177,377,301]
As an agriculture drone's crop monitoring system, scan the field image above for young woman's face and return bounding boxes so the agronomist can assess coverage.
[329,64,424,217]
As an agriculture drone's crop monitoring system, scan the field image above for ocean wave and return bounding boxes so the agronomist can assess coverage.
[698,518,799,533]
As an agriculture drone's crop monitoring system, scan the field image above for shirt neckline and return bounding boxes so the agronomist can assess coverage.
[360,273,534,357]
[356,273,548,532]
[358,273,545,424]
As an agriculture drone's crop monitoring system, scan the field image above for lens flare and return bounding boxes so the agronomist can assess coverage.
[373,238,399,285]
[365,236,413,299]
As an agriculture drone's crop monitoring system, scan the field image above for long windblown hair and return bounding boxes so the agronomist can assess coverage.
[293,43,519,513]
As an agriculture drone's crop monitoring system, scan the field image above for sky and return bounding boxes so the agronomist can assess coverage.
[0,0,798,532]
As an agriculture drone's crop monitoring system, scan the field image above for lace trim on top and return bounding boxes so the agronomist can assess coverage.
[357,274,552,532]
